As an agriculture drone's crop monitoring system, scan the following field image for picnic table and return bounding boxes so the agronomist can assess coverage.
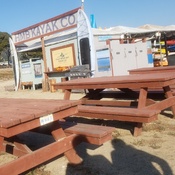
[129,66,175,95]
[129,65,175,75]
[53,73,175,136]
[0,98,114,175]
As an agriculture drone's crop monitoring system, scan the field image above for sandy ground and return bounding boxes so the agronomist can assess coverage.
[0,76,175,175]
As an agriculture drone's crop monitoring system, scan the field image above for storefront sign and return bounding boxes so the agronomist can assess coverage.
[51,44,75,71]
[12,7,80,45]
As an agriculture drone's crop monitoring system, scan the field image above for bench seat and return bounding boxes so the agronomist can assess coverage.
[75,105,161,136]
[59,121,115,145]
[77,105,160,123]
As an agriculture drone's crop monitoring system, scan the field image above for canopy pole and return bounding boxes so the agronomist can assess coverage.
[164,33,169,59]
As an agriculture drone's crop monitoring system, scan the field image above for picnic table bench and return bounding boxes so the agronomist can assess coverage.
[77,105,160,123]
[0,98,115,175]
[60,121,115,145]
[53,73,175,136]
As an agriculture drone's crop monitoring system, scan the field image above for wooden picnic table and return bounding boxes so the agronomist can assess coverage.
[129,66,175,94]
[0,98,114,175]
[129,65,175,75]
[53,73,175,136]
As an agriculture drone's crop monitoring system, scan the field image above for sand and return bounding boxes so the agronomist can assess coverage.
[0,76,175,175]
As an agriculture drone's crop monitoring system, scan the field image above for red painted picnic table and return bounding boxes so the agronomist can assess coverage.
[129,66,175,93]
[53,73,175,136]
[0,98,114,175]
[0,98,82,174]
[129,65,175,75]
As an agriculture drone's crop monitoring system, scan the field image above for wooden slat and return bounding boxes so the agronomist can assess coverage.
[145,96,175,111]
[0,106,78,137]
[60,121,115,145]
[78,105,160,117]
[0,134,80,175]
[77,112,158,123]
[76,105,160,123]
[0,99,80,128]
[54,73,175,90]
[81,99,138,107]
[60,121,115,137]
[129,65,175,75]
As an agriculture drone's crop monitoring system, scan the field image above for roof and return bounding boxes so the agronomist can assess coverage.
[16,24,175,52]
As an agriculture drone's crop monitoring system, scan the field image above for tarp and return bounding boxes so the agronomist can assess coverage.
[92,25,149,35]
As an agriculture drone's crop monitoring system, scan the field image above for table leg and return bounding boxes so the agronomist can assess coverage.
[133,123,143,137]
[163,86,175,117]
[0,134,78,175]
[134,88,148,136]
[51,121,82,164]
[138,88,148,108]
[64,89,71,100]
[0,136,4,152]
[13,141,32,157]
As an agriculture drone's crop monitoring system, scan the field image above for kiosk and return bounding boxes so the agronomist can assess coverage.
[20,58,44,90]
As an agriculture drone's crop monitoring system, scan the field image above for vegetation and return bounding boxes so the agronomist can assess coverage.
[0,32,10,64]
[0,68,14,80]
[0,32,10,52]
[19,48,43,60]
[0,32,42,65]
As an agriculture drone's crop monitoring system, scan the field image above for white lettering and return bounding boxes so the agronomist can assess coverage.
[36,27,41,36]
[31,28,37,37]
[25,31,30,39]
[61,17,68,27]
[39,24,45,34]
[52,20,59,30]
[68,15,75,25]
[45,23,52,33]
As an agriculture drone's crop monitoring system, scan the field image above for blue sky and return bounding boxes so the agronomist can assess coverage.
[1,0,175,34]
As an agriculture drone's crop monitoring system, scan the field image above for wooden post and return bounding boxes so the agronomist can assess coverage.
[106,39,114,76]
[49,79,56,93]
[164,33,169,59]
[41,37,49,91]
[61,77,69,92]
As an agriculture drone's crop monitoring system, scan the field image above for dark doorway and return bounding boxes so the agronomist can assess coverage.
[80,37,91,69]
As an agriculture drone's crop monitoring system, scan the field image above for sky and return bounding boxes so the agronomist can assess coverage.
[1,0,175,34]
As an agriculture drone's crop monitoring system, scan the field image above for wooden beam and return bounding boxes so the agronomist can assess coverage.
[41,37,49,91]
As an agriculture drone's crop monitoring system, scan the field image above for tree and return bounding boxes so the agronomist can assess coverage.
[0,32,10,52]
[0,32,11,64]
[0,31,42,65]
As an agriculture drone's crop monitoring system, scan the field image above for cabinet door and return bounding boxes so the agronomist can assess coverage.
[110,41,136,75]
[135,42,153,68]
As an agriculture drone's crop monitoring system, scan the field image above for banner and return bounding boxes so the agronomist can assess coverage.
[12,7,80,45]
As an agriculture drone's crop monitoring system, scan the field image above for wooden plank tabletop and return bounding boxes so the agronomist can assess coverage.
[129,66,175,74]
[0,98,80,128]
[53,73,175,89]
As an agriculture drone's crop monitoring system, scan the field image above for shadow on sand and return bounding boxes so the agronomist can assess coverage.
[66,139,173,175]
